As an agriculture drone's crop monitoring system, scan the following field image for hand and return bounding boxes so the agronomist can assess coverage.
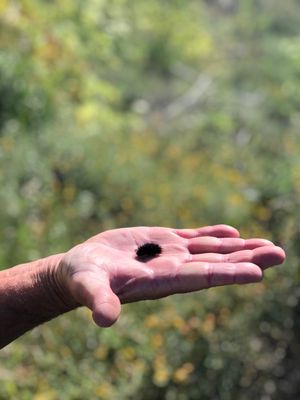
[57,225,285,328]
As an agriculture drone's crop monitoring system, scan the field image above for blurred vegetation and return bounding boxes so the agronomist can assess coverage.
[1,0,300,399]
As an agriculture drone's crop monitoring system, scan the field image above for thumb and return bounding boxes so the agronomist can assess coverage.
[71,272,121,327]
[92,283,121,328]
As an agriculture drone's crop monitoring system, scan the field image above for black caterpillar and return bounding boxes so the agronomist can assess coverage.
[136,242,162,260]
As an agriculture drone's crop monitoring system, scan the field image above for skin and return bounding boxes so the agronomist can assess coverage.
[0,225,285,349]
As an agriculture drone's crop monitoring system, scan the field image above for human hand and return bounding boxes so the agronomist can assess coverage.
[57,225,285,328]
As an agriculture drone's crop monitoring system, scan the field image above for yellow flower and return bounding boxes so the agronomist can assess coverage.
[228,193,243,207]
[153,366,170,387]
[255,206,271,221]
[121,197,134,212]
[144,314,160,328]
[172,316,185,330]
[63,184,76,202]
[33,390,57,400]
[202,313,216,334]
[95,383,112,399]
[153,353,170,386]
[120,346,136,361]
[60,345,71,358]
[173,363,195,384]
[151,334,163,348]
[94,346,109,360]
[0,0,8,13]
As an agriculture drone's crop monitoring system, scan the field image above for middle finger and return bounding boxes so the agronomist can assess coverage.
[188,237,274,254]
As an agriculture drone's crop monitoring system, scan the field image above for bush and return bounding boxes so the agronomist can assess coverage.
[1,1,300,399]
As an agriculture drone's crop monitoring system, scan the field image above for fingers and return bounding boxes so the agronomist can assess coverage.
[173,262,263,293]
[251,245,286,269]
[71,273,121,328]
[189,245,285,270]
[187,236,274,254]
[175,224,240,239]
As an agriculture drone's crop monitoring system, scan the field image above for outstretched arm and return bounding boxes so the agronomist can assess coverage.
[0,254,74,349]
[0,225,285,349]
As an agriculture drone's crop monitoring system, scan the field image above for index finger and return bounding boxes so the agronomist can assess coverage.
[174,225,240,239]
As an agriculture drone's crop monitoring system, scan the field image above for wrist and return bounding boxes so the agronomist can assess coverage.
[41,254,81,313]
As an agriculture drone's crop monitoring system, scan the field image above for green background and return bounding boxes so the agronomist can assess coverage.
[1,0,300,399]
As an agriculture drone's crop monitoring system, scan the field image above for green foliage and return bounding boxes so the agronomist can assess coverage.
[1,0,300,399]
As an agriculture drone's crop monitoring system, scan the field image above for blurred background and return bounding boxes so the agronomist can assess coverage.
[1,0,300,399]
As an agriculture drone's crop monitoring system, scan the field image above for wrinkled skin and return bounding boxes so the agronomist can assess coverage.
[58,225,285,328]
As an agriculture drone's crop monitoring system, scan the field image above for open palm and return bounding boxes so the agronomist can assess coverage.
[58,225,285,327]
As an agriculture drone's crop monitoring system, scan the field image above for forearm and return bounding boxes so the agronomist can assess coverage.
[0,254,77,349]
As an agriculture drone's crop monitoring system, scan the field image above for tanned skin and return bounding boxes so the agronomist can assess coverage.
[0,225,285,349]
